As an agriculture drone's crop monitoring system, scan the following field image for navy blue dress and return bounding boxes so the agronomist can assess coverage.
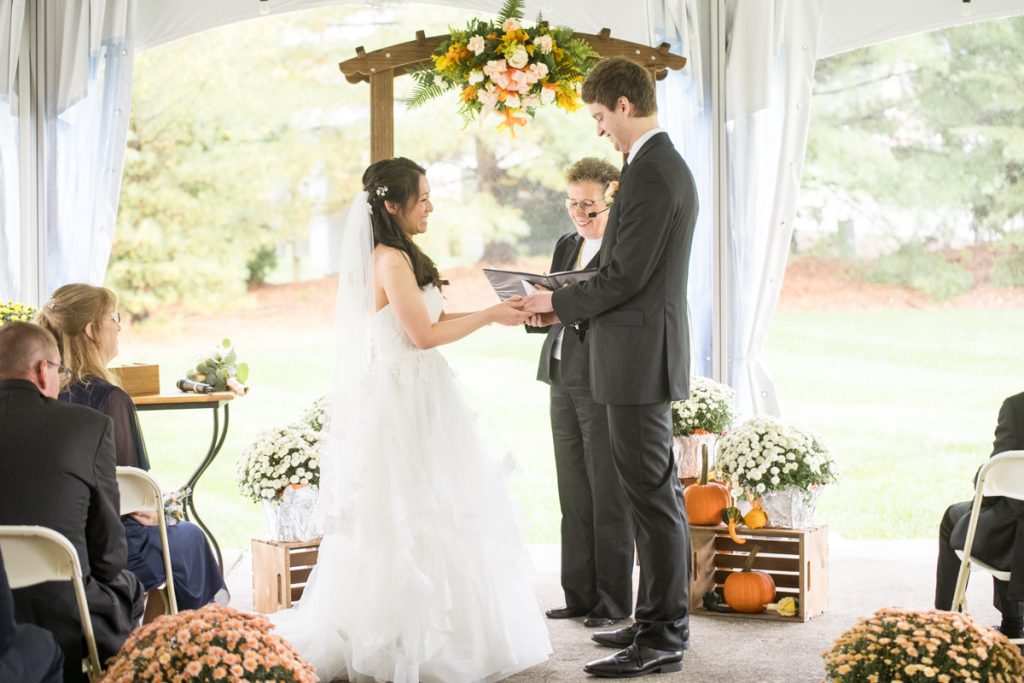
[61,378,225,610]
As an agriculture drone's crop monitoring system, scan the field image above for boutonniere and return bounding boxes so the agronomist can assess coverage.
[604,180,619,207]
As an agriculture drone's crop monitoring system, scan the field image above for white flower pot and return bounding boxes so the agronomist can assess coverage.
[673,433,717,480]
[263,485,322,541]
[760,485,822,529]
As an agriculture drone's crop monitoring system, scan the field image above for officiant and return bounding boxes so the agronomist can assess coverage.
[527,157,635,627]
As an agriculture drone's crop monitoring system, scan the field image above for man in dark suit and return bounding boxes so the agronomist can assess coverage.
[0,545,63,683]
[523,57,698,677]
[530,157,635,629]
[935,391,1024,639]
[0,322,143,681]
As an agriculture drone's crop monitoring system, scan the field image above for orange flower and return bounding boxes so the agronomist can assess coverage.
[461,85,477,103]
[497,107,528,136]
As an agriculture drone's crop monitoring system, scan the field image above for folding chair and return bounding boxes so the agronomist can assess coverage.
[0,525,103,681]
[951,449,1024,645]
[115,467,178,615]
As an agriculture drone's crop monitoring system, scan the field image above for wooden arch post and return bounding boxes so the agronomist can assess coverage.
[339,29,687,163]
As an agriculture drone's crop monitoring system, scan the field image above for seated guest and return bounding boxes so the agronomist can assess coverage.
[0,545,63,683]
[527,157,635,627]
[0,321,143,681]
[37,284,227,623]
[935,391,1024,639]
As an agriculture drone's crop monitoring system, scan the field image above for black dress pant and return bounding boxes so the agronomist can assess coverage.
[0,623,63,683]
[549,360,635,618]
[935,500,1023,618]
[607,401,690,650]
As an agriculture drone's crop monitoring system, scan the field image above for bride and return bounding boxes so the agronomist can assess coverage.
[272,157,552,682]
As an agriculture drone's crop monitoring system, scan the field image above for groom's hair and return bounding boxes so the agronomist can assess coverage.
[582,57,657,118]
[363,157,445,290]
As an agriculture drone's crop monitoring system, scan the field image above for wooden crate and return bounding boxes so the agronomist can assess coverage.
[251,538,321,614]
[110,363,160,396]
[689,524,828,622]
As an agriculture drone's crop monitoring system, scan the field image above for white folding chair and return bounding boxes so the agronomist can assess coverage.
[0,525,104,681]
[115,467,178,615]
[951,449,1024,645]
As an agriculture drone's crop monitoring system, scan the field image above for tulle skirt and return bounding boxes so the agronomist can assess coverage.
[272,348,551,682]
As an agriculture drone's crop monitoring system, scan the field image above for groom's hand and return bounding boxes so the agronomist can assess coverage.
[527,312,559,327]
[522,289,554,313]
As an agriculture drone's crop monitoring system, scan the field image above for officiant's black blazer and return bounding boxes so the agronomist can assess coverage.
[529,231,600,391]
[0,379,143,681]
[551,132,698,405]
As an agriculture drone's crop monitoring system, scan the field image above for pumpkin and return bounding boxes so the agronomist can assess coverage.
[723,546,777,613]
[683,445,731,525]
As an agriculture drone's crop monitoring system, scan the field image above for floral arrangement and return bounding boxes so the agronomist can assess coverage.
[672,377,736,437]
[409,0,598,133]
[99,603,317,682]
[237,424,321,503]
[716,415,837,498]
[186,338,249,395]
[161,488,189,524]
[299,395,329,433]
[0,301,37,326]
[822,608,1024,682]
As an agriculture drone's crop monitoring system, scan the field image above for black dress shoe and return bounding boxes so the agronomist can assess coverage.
[583,643,684,678]
[584,616,622,628]
[545,606,590,619]
[592,624,690,650]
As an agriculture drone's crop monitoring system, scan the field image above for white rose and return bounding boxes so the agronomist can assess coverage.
[504,94,521,109]
[535,35,553,54]
[507,48,529,69]
[467,35,486,55]
[502,18,520,32]
[468,69,485,85]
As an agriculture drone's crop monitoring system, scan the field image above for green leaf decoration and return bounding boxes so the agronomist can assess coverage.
[497,0,524,22]
[236,363,249,383]
[221,338,231,348]
[407,72,446,110]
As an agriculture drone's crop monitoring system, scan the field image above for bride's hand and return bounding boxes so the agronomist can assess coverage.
[489,300,532,326]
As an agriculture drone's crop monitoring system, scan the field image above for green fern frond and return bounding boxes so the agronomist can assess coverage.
[407,72,445,109]
[497,0,525,23]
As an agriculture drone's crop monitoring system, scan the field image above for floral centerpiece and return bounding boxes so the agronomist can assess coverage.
[409,0,598,133]
[186,338,249,396]
[1,301,37,326]
[238,397,328,541]
[716,415,837,527]
[822,608,1024,682]
[671,377,736,481]
[99,603,317,682]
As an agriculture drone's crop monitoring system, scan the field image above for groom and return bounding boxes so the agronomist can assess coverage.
[523,57,698,677]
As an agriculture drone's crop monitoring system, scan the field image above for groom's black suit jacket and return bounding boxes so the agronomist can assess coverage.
[552,132,698,405]
[531,232,600,391]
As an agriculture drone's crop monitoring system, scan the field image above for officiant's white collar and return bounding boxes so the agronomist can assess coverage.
[627,127,667,165]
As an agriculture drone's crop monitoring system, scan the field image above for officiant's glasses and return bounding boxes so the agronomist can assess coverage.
[565,198,604,212]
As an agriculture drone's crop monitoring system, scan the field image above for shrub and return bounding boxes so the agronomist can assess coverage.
[861,241,973,301]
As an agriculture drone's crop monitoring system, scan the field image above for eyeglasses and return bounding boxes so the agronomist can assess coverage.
[565,198,605,212]
[109,312,121,324]
[45,360,72,380]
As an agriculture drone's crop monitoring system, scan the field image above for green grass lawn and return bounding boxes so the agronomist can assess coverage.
[128,306,1024,549]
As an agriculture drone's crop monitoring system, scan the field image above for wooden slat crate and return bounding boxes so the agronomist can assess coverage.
[251,538,321,614]
[689,524,828,622]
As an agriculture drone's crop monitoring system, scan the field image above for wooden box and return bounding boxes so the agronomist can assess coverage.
[110,363,160,396]
[689,524,828,622]
[252,538,321,614]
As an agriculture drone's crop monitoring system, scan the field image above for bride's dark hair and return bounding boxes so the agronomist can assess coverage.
[363,157,444,289]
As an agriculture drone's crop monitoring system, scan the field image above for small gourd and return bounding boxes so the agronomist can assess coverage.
[683,445,731,526]
[743,504,768,530]
[723,506,746,544]
[723,545,777,614]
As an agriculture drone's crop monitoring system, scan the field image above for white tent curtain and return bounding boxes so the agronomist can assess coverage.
[650,0,714,379]
[725,0,824,416]
[0,0,24,300]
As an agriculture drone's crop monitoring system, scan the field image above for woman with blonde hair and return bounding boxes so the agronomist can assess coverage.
[37,283,226,621]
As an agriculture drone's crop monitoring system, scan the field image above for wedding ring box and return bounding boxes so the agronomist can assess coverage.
[110,363,160,396]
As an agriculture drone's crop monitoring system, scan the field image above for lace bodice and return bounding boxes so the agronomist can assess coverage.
[367,284,444,360]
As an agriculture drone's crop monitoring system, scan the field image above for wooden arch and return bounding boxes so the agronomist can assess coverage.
[338,28,686,162]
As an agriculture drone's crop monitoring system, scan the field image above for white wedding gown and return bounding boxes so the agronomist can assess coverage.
[272,285,551,683]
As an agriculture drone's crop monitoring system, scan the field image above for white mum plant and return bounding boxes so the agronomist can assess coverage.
[672,377,736,436]
[715,416,837,498]
[237,424,321,504]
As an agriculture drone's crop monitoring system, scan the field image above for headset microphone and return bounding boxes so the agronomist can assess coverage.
[586,207,610,218]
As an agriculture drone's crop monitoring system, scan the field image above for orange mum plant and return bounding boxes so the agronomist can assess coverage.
[99,604,317,682]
